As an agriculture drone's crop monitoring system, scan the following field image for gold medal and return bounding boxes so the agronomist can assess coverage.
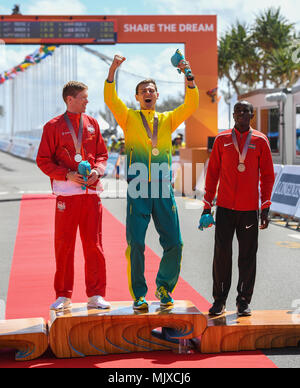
[140,111,160,158]
[152,147,160,156]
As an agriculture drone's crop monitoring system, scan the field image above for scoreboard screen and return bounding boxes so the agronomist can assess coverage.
[0,19,117,44]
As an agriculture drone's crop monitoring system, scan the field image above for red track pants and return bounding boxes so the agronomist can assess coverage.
[54,194,106,299]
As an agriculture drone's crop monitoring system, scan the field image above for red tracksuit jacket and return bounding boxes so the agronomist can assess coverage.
[36,112,108,299]
[36,111,108,190]
[204,128,275,211]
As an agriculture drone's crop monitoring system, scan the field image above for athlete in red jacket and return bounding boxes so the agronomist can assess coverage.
[200,101,275,316]
[36,81,110,311]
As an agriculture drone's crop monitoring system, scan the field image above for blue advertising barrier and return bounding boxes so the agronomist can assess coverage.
[271,165,300,219]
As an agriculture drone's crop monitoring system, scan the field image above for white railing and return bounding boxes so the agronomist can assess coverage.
[0,45,77,140]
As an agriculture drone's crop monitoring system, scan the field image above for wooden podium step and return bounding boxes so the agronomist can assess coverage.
[200,310,300,353]
[48,300,207,358]
[0,318,48,361]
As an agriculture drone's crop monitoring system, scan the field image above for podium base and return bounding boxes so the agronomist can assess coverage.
[48,301,207,358]
[0,318,48,361]
[200,310,300,353]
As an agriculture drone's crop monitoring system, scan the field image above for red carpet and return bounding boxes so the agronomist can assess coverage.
[2,194,276,368]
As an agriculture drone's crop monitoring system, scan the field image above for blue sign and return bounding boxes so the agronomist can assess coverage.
[272,173,300,207]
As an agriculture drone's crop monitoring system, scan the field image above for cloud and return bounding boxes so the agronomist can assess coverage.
[25,0,87,15]
[0,5,10,14]
[0,45,37,72]
[102,6,130,15]
[76,47,109,113]
[143,0,300,34]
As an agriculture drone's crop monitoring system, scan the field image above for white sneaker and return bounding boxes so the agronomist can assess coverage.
[50,297,72,311]
[87,295,111,309]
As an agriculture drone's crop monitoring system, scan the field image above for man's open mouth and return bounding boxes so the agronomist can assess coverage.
[145,99,152,103]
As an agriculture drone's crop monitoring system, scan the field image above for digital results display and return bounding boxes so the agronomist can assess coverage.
[0,19,117,44]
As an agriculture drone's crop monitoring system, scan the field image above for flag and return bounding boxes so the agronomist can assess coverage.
[0,45,58,86]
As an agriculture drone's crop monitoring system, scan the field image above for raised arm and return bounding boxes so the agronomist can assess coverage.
[104,55,128,130]
[177,59,196,89]
[170,58,199,132]
[107,54,126,83]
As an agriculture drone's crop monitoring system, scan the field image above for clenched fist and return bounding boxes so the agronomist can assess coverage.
[111,55,126,69]
[107,55,126,82]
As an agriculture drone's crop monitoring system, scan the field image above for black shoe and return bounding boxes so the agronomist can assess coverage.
[236,299,251,316]
[209,301,226,316]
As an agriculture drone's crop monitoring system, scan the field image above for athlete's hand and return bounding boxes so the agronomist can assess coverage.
[86,170,99,186]
[111,55,126,70]
[178,59,191,73]
[66,171,86,185]
[107,55,126,83]
[260,208,270,230]
[178,59,195,85]
[198,209,215,231]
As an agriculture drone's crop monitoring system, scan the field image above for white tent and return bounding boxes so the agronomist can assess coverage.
[172,122,185,140]
[116,125,124,138]
[95,113,110,131]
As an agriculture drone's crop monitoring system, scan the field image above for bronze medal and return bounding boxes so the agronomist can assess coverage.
[232,128,252,174]
[238,163,246,172]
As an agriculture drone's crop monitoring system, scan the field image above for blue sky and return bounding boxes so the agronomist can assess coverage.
[0,0,298,34]
[0,0,299,129]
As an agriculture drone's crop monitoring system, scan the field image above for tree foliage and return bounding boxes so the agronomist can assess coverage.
[219,7,300,96]
[218,22,259,96]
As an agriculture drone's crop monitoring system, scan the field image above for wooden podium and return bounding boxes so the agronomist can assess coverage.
[200,310,300,353]
[48,301,207,358]
[2,306,300,361]
[0,318,48,361]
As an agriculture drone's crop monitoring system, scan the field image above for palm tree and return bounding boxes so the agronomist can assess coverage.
[218,22,259,97]
[218,7,299,95]
[269,46,300,88]
[252,7,294,87]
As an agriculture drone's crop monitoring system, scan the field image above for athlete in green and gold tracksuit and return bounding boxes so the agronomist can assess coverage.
[104,55,199,310]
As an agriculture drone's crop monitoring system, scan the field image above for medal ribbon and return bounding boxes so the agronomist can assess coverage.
[231,128,252,165]
[64,112,84,157]
[139,111,158,148]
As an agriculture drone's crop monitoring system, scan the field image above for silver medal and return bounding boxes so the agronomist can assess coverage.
[64,113,84,165]
[74,154,82,163]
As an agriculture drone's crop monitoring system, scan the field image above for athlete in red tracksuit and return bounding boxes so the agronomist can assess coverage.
[36,81,110,310]
[200,101,275,316]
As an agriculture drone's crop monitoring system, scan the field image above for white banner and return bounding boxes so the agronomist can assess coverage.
[273,164,284,186]
[271,165,300,217]
[10,143,31,159]
[295,205,300,219]
[0,138,11,152]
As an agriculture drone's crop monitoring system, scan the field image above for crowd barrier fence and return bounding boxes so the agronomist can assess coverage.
[271,164,300,221]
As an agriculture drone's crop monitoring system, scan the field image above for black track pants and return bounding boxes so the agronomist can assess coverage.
[212,206,259,305]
